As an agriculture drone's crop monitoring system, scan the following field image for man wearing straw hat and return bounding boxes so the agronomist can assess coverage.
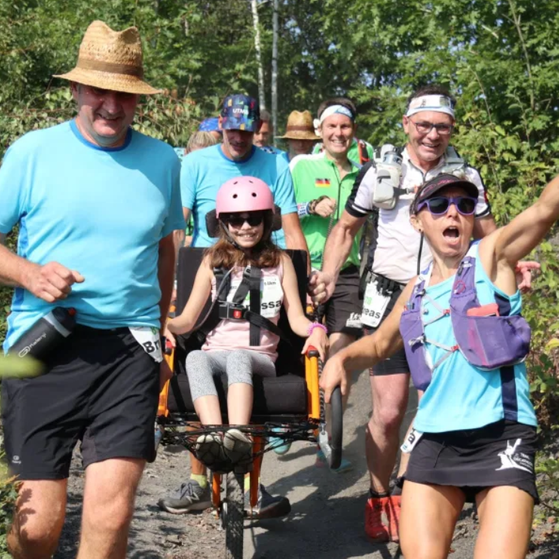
[0,20,184,558]
[276,109,320,161]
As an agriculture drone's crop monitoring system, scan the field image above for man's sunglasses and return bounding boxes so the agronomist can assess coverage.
[416,196,477,216]
[222,212,265,228]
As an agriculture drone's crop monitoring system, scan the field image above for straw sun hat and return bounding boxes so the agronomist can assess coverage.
[54,20,160,95]
[276,110,320,141]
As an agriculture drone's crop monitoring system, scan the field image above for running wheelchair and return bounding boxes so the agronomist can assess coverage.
[158,247,343,559]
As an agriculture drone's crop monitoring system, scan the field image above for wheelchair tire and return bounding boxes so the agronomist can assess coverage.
[329,386,343,470]
[224,471,244,559]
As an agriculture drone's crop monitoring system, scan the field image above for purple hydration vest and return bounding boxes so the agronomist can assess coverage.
[399,244,531,391]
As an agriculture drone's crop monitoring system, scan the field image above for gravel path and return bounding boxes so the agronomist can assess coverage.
[55,369,559,558]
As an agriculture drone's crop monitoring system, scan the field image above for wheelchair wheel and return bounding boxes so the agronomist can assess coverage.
[223,471,244,559]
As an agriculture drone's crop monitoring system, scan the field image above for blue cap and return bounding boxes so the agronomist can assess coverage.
[220,94,260,132]
[198,117,222,134]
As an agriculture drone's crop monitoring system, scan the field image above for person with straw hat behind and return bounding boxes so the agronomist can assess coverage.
[0,20,184,559]
[277,109,320,161]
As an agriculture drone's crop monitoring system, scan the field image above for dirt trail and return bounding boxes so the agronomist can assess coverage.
[55,369,558,558]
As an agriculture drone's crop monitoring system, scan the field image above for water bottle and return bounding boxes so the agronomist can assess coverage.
[9,307,77,360]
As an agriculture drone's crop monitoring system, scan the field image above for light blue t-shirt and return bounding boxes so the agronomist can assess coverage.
[414,245,537,433]
[180,145,297,248]
[0,120,185,351]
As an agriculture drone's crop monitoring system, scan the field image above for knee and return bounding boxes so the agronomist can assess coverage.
[84,492,135,534]
[369,403,405,434]
[9,503,65,559]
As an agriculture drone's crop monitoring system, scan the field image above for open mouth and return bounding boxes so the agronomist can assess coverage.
[443,226,459,239]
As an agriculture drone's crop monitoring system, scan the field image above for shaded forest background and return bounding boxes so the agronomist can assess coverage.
[1,0,559,545]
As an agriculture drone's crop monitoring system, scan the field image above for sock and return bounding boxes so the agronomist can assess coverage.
[391,477,405,497]
[244,474,260,491]
[369,488,390,499]
[191,473,208,489]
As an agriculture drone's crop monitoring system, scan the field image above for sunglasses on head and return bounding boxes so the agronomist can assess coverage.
[416,196,477,216]
[222,212,265,228]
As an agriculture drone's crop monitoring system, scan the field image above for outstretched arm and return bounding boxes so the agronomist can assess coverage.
[480,174,559,290]
[320,281,413,402]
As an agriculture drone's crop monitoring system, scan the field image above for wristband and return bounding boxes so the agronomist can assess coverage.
[308,322,328,336]
[297,202,310,218]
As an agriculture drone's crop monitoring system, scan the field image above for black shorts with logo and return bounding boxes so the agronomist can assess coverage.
[405,420,538,503]
[325,265,362,337]
[1,326,160,480]
[363,281,409,375]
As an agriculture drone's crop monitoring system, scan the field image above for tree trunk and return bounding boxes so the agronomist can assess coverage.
[250,0,266,111]
[271,0,278,144]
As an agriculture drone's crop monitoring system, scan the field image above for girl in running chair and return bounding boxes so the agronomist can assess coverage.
[320,172,559,559]
[165,176,327,471]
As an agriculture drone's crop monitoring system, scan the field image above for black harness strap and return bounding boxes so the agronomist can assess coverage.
[248,266,261,346]
[191,265,289,347]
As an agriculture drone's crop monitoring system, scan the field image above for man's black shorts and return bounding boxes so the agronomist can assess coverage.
[405,420,538,503]
[363,284,409,375]
[1,326,160,480]
[325,265,362,337]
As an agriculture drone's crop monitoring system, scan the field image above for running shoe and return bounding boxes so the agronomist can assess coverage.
[157,479,211,514]
[364,493,390,542]
[224,428,253,472]
[244,484,291,520]
[269,427,291,455]
[315,449,353,473]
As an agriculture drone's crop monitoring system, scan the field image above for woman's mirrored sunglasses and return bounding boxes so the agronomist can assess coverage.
[222,212,265,228]
[416,196,477,216]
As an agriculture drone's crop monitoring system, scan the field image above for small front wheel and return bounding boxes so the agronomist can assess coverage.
[223,471,244,559]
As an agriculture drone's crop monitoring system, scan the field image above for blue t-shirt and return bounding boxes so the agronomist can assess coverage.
[0,120,185,351]
[414,244,537,433]
[180,145,297,248]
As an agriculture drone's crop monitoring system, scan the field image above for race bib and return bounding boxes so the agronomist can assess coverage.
[361,279,391,328]
[400,427,423,454]
[129,326,163,363]
[227,273,283,319]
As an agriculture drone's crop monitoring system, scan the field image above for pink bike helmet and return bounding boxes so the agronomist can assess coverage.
[216,176,275,217]
[206,176,282,238]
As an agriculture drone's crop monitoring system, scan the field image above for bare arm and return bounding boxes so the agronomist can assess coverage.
[167,256,213,335]
[281,254,328,359]
[173,207,191,257]
[480,173,559,291]
[0,243,84,301]
[473,214,497,239]
[158,233,176,329]
[282,254,312,336]
[320,281,413,401]
[282,211,309,251]
[309,209,366,303]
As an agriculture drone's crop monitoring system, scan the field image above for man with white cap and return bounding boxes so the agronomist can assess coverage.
[310,85,496,543]
[0,21,184,558]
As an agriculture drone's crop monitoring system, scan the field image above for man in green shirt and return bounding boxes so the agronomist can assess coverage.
[289,97,364,470]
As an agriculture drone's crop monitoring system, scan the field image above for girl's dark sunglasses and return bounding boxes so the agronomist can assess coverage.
[223,212,265,228]
[416,196,477,216]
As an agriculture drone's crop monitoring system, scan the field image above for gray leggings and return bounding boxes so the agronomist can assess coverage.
[186,349,276,402]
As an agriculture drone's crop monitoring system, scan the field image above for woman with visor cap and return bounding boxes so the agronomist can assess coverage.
[319,171,558,558]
